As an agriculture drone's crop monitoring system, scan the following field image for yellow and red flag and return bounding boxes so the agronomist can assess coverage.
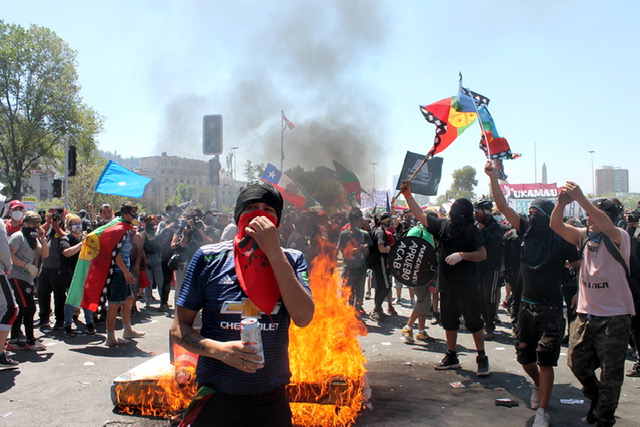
[420,96,477,156]
[65,218,133,312]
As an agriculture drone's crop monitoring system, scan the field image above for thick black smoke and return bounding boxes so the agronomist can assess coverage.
[155,1,391,187]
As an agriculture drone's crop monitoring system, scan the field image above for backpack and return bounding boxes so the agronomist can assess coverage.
[601,235,640,313]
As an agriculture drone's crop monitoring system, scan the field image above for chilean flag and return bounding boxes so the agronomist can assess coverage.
[261,163,307,209]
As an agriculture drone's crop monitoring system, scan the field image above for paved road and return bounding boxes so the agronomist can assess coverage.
[1,291,639,426]
[356,294,640,427]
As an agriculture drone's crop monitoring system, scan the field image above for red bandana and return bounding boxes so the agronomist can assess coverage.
[233,210,281,315]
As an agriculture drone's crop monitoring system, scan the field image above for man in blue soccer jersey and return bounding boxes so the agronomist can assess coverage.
[171,181,314,426]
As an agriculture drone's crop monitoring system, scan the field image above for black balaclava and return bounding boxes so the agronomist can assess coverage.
[522,198,560,269]
[444,198,474,240]
[234,180,284,226]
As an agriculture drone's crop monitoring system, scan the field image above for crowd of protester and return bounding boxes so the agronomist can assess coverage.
[2,177,639,426]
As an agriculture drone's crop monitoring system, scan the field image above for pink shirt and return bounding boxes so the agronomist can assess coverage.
[577,227,635,317]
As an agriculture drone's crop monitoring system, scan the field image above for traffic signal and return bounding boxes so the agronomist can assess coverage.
[52,179,62,198]
[203,114,223,155]
[68,145,77,177]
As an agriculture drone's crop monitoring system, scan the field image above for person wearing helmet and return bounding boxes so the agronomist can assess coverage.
[473,199,507,340]
[551,182,635,427]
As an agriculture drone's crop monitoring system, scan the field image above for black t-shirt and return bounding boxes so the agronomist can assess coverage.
[59,233,81,285]
[477,219,506,273]
[427,217,484,295]
[370,226,389,263]
[519,217,580,306]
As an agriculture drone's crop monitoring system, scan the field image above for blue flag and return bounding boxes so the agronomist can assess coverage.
[456,73,490,112]
[94,160,152,198]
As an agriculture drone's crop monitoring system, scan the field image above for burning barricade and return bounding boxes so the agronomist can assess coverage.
[112,249,369,425]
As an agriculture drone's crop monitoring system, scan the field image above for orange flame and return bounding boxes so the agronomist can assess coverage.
[114,363,197,418]
[289,239,368,426]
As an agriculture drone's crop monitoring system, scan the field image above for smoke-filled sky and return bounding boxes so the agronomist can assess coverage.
[4,1,640,195]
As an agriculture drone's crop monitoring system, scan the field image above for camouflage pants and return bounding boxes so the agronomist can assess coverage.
[568,313,631,426]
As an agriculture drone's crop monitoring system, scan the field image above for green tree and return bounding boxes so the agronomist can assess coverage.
[168,183,195,206]
[436,165,478,204]
[287,165,347,213]
[243,160,265,181]
[0,21,102,199]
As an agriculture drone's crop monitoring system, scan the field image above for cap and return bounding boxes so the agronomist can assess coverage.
[8,200,24,210]
[592,198,620,222]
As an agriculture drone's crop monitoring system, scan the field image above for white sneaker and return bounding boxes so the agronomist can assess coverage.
[530,385,540,409]
[532,408,549,427]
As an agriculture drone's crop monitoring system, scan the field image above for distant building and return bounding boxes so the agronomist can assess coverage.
[28,167,57,200]
[595,166,629,196]
[542,163,547,184]
[139,152,245,213]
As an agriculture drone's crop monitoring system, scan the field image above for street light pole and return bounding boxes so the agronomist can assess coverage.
[588,150,595,196]
[231,146,238,180]
[370,162,377,190]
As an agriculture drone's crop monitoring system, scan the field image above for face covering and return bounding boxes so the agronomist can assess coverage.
[528,212,550,230]
[145,224,157,236]
[71,224,82,233]
[12,210,24,221]
[233,209,281,316]
[22,226,38,249]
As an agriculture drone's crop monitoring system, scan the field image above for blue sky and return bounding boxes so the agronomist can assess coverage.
[4,1,639,197]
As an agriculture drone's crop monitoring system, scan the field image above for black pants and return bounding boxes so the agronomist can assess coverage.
[561,283,578,334]
[479,269,500,333]
[10,278,36,342]
[370,257,391,313]
[38,267,66,324]
[161,261,173,305]
[191,386,292,427]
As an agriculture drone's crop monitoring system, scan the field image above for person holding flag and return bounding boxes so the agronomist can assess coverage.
[171,180,314,426]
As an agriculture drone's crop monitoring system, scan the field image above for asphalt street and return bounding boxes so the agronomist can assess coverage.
[1,289,639,427]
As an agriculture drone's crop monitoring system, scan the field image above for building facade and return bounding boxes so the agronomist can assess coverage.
[139,153,245,213]
[27,168,57,201]
[595,166,629,196]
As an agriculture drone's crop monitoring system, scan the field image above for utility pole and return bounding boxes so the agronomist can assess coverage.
[370,162,377,190]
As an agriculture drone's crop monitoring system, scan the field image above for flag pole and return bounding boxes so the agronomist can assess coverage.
[467,88,493,159]
[280,111,284,172]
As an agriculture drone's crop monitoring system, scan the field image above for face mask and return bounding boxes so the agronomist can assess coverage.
[145,224,157,235]
[12,210,24,221]
[71,224,82,233]
[529,213,549,229]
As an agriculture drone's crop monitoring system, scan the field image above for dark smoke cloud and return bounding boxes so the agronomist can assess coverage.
[155,0,391,188]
